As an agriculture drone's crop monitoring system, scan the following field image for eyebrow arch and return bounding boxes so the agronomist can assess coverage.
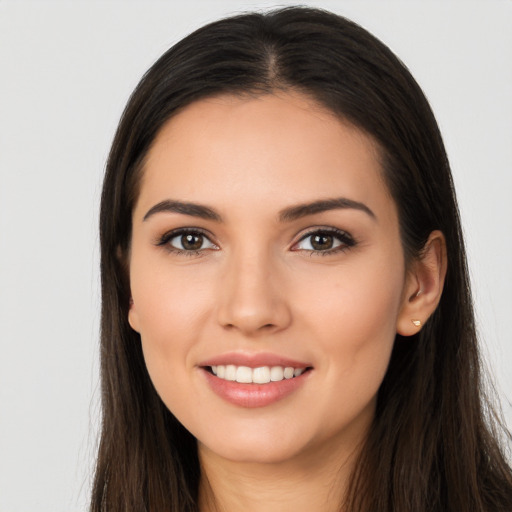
[143,200,223,222]
[279,198,376,222]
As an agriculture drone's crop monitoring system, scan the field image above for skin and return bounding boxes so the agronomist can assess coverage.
[128,92,446,512]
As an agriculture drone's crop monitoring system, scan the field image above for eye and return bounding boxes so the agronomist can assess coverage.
[292,228,355,254]
[158,229,217,253]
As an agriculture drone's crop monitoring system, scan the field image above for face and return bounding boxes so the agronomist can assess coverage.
[128,92,412,466]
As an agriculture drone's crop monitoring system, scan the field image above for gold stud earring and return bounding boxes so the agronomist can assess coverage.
[411,319,421,327]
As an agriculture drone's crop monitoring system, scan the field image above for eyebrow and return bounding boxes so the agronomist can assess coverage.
[142,197,376,223]
[143,200,223,222]
[279,198,376,222]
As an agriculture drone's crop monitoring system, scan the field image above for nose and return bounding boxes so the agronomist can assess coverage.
[216,248,292,336]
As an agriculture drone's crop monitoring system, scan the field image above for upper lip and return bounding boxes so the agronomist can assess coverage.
[198,352,312,369]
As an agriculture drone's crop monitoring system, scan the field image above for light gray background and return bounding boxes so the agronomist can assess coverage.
[0,1,510,510]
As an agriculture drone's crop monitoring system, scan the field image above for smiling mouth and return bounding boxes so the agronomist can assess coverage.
[206,365,310,384]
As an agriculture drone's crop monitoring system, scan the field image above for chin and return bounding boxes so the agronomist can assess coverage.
[196,424,313,465]
[202,441,303,465]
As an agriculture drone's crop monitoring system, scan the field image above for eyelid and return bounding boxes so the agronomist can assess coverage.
[290,226,356,254]
[155,225,355,256]
[156,227,219,254]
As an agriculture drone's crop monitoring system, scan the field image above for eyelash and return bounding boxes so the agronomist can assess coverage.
[156,228,217,257]
[156,227,356,256]
[292,227,356,256]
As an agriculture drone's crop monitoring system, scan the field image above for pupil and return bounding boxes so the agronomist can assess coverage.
[311,235,332,250]
[182,233,202,250]
[312,234,333,250]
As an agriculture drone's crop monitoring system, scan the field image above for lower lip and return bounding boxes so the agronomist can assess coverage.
[201,368,311,408]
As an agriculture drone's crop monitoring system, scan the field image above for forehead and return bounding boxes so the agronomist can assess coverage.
[136,92,393,222]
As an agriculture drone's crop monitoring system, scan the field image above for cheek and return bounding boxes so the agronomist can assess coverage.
[297,258,404,392]
[131,250,211,336]
[299,254,403,333]
[134,293,197,416]
[129,259,216,398]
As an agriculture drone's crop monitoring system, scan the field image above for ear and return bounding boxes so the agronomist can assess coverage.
[396,230,447,336]
[117,244,140,333]
[128,297,141,333]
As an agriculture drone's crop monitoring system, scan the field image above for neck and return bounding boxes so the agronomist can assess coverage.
[197,436,362,512]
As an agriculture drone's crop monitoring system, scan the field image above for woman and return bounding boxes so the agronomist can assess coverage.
[91,6,512,511]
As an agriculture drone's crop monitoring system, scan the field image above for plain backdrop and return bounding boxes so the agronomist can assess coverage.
[0,1,510,510]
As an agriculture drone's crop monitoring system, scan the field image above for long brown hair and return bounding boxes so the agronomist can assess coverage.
[92,7,512,511]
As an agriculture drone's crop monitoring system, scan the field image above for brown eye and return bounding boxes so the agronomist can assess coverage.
[162,230,217,252]
[181,233,204,250]
[293,228,355,254]
[310,233,334,250]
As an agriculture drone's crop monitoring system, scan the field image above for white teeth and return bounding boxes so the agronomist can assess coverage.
[284,367,295,379]
[270,366,284,381]
[253,366,271,384]
[225,365,237,381]
[235,366,252,383]
[210,365,307,383]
